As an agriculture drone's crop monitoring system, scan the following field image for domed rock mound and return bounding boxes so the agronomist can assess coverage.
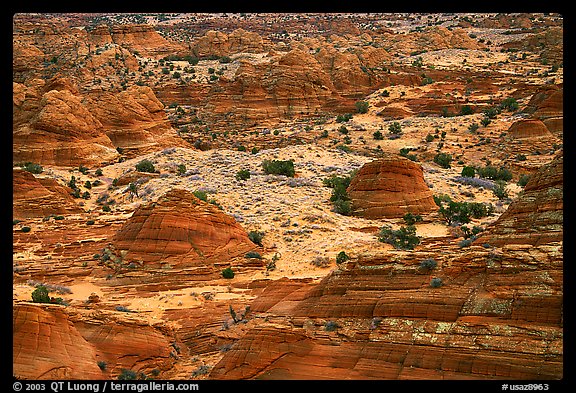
[13,168,82,219]
[111,188,258,267]
[507,119,553,139]
[347,156,437,219]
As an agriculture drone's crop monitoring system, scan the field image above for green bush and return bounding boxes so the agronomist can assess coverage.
[248,230,264,246]
[378,225,420,250]
[262,159,295,177]
[336,251,350,265]
[517,174,531,187]
[403,213,422,226]
[31,285,50,303]
[430,277,443,288]
[493,181,509,200]
[461,166,475,178]
[245,251,262,259]
[235,169,251,181]
[434,153,452,169]
[373,130,384,140]
[21,162,43,174]
[192,190,208,202]
[388,122,402,134]
[222,267,235,279]
[135,159,156,173]
[355,101,369,114]
[419,258,437,270]
[324,173,354,216]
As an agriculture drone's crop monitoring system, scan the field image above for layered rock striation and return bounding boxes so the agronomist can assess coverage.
[346,156,437,219]
[111,188,258,267]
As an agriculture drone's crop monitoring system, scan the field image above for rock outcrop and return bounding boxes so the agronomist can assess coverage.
[111,188,258,267]
[192,28,267,58]
[83,85,187,158]
[475,153,563,246]
[13,169,82,219]
[346,156,437,219]
[507,119,553,139]
[13,304,176,380]
[13,81,119,167]
[210,241,563,380]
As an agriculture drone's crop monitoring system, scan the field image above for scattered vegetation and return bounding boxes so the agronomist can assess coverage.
[248,230,265,246]
[377,225,420,250]
[135,159,156,173]
[262,159,295,177]
[221,267,235,279]
[323,172,355,215]
[20,162,43,174]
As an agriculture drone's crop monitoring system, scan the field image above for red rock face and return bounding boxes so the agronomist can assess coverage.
[13,83,119,167]
[111,189,257,267]
[347,156,437,218]
[13,304,175,380]
[476,153,563,246]
[13,169,82,219]
[210,242,563,380]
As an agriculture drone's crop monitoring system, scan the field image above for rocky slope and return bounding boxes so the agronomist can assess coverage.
[12,12,563,382]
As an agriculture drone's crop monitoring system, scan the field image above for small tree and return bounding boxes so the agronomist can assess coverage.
[235,169,251,181]
[262,159,295,177]
[378,225,421,250]
[336,251,350,265]
[248,230,264,246]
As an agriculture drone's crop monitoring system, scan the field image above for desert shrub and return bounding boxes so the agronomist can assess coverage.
[430,277,443,288]
[403,212,422,226]
[517,174,531,187]
[458,238,475,248]
[221,267,235,279]
[192,190,208,202]
[336,113,353,123]
[355,100,369,114]
[31,285,51,303]
[419,258,437,270]
[452,176,495,189]
[20,226,31,233]
[477,165,512,181]
[373,130,384,140]
[433,152,452,169]
[324,173,354,216]
[177,164,187,175]
[97,361,107,371]
[324,321,339,331]
[245,251,262,259]
[135,159,156,173]
[500,97,519,111]
[468,123,479,133]
[461,225,484,239]
[388,122,402,134]
[461,166,475,178]
[262,159,295,177]
[492,180,509,200]
[378,225,420,250]
[248,230,264,246]
[425,133,434,142]
[336,251,350,265]
[235,169,251,181]
[21,162,43,174]
[460,105,474,115]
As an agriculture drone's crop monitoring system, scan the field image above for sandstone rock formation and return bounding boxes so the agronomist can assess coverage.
[210,241,562,379]
[475,153,563,246]
[111,188,258,267]
[13,80,119,166]
[83,85,187,158]
[347,156,437,219]
[507,119,553,139]
[13,304,176,380]
[192,28,267,58]
[13,169,82,219]
[523,84,563,137]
